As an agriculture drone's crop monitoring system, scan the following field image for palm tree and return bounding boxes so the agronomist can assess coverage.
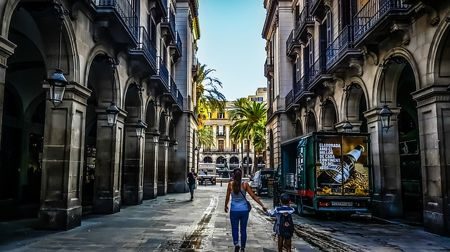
[230,100,267,175]
[197,126,215,150]
[193,64,226,126]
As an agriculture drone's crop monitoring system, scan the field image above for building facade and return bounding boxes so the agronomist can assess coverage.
[0,0,200,230]
[263,0,450,234]
[199,88,268,175]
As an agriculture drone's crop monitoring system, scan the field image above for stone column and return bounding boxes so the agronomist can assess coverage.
[121,122,144,205]
[143,132,159,199]
[364,107,402,219]
[39,83,91,230]
[412,85,450,234]
[92,111,126,214]
[0,36,16,147]
[157,137,169,196]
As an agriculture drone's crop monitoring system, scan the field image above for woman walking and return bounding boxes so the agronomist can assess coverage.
[224,168,267,251]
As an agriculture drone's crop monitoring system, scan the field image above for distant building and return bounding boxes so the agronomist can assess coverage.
[198,87,267,176]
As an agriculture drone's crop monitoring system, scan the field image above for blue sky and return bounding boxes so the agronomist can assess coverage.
[197,0,266,101]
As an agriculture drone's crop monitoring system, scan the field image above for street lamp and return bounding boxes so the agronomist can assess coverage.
[135,120,147,138]
[46,2,69,106]
[379,104,393,132]
[173,140,178,152]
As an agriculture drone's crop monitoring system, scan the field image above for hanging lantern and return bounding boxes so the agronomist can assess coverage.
[135,120,147,138]
[47,69,68,106]
[173,140,179,151]
[342,120,353,133]
[106,102,120,127]
[379,104,393,132]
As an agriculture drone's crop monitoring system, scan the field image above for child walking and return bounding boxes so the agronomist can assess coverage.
[268,194,295,252]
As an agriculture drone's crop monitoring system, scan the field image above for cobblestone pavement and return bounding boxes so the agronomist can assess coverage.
[0,185,315,252]
[2,185,450,251]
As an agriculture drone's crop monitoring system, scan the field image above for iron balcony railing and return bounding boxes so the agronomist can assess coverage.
[294,75,308,98]
[308,57,326,84]
[285,90,294,108]
[156,56,169,90]
[353,0,410,43]
[286,30,295,56]
[134,26,157,67]
[203,148,239,153]
[326,25,353,69]
[177,90,183,108]
[91,0,138,41]
[264,56,274,77]
[169,76,178,100]
[295,4,314,39]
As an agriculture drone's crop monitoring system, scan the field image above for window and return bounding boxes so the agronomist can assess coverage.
[326,11,333,46]
[218,113,225,119]
[218,140,224,152]
[208,112,212,118]
[232,143,237,152]
[218,125,224,136]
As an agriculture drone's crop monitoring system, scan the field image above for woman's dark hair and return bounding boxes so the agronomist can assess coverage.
[232,168,242,194]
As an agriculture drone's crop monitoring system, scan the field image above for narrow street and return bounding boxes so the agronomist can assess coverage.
[2,185,450,251]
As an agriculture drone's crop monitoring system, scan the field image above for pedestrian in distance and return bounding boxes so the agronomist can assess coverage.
[187,168,197,201]
[267,193,295,252]
[224,168,267,252]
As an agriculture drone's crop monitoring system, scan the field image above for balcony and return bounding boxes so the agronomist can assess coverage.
[286,30,300,57]
[161,10,176,42]
[91,0,139,46]
[326,26,362,72]
[170,32,183,61]
[168,76,178,102]
[310,0,326,20]
[353,0,411,47]
[177,90,183,109]
[203,148,239,154]
[285,90,294,109]
[294,4,315,43]
[264,57,274,77]
[308,56,331,89]
[217,132,225,137]
[151,57,170,91]
[129,26,157,74]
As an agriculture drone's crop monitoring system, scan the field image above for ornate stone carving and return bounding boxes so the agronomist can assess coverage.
[348,58,363,76]
[390,23,410,46]
[361,45,378,65]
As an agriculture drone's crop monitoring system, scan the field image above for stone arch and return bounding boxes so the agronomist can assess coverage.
[203,156,213,163]
[87,54,121,108]
[306,111,317,133]
[216,156,226,164]
[4,1,79,82]
[373,49,421,107]
[321,98,337,131]
[427,18,450,86]
[343,82,369,133]
[84,47,120,104]
[230,156,239,164]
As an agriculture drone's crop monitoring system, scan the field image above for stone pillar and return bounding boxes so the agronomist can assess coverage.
[364,107,402,219]
[121,122,144,205]
[168,140,185,193]
[39,83,91,230]
[157,137,169,196]
[92,111,126,214]
[143,132,159,199]
[0,37,16,147]
[412,85,450,234]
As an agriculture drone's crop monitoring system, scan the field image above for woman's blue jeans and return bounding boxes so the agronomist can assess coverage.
[230,211,249,248]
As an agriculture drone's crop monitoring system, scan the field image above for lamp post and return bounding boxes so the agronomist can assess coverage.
[173,140,178,152]
[46,2,69,106]
[194,146,200,173]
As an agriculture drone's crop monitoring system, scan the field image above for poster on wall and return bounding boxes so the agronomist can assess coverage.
[316,135,369,196]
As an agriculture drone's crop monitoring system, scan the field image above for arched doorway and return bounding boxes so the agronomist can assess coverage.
[122,85,144,205]
[321,99,337,131]
[383,57,422,223]
[0,4,56,219]
[203,156,213,163]
[306,112,317,133]
[84,55,122,214]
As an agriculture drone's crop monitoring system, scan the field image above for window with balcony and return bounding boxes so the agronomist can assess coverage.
[232,143,237,152]
[218,125,224,136]
[149,16,157,48]
[218,113,225,119]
